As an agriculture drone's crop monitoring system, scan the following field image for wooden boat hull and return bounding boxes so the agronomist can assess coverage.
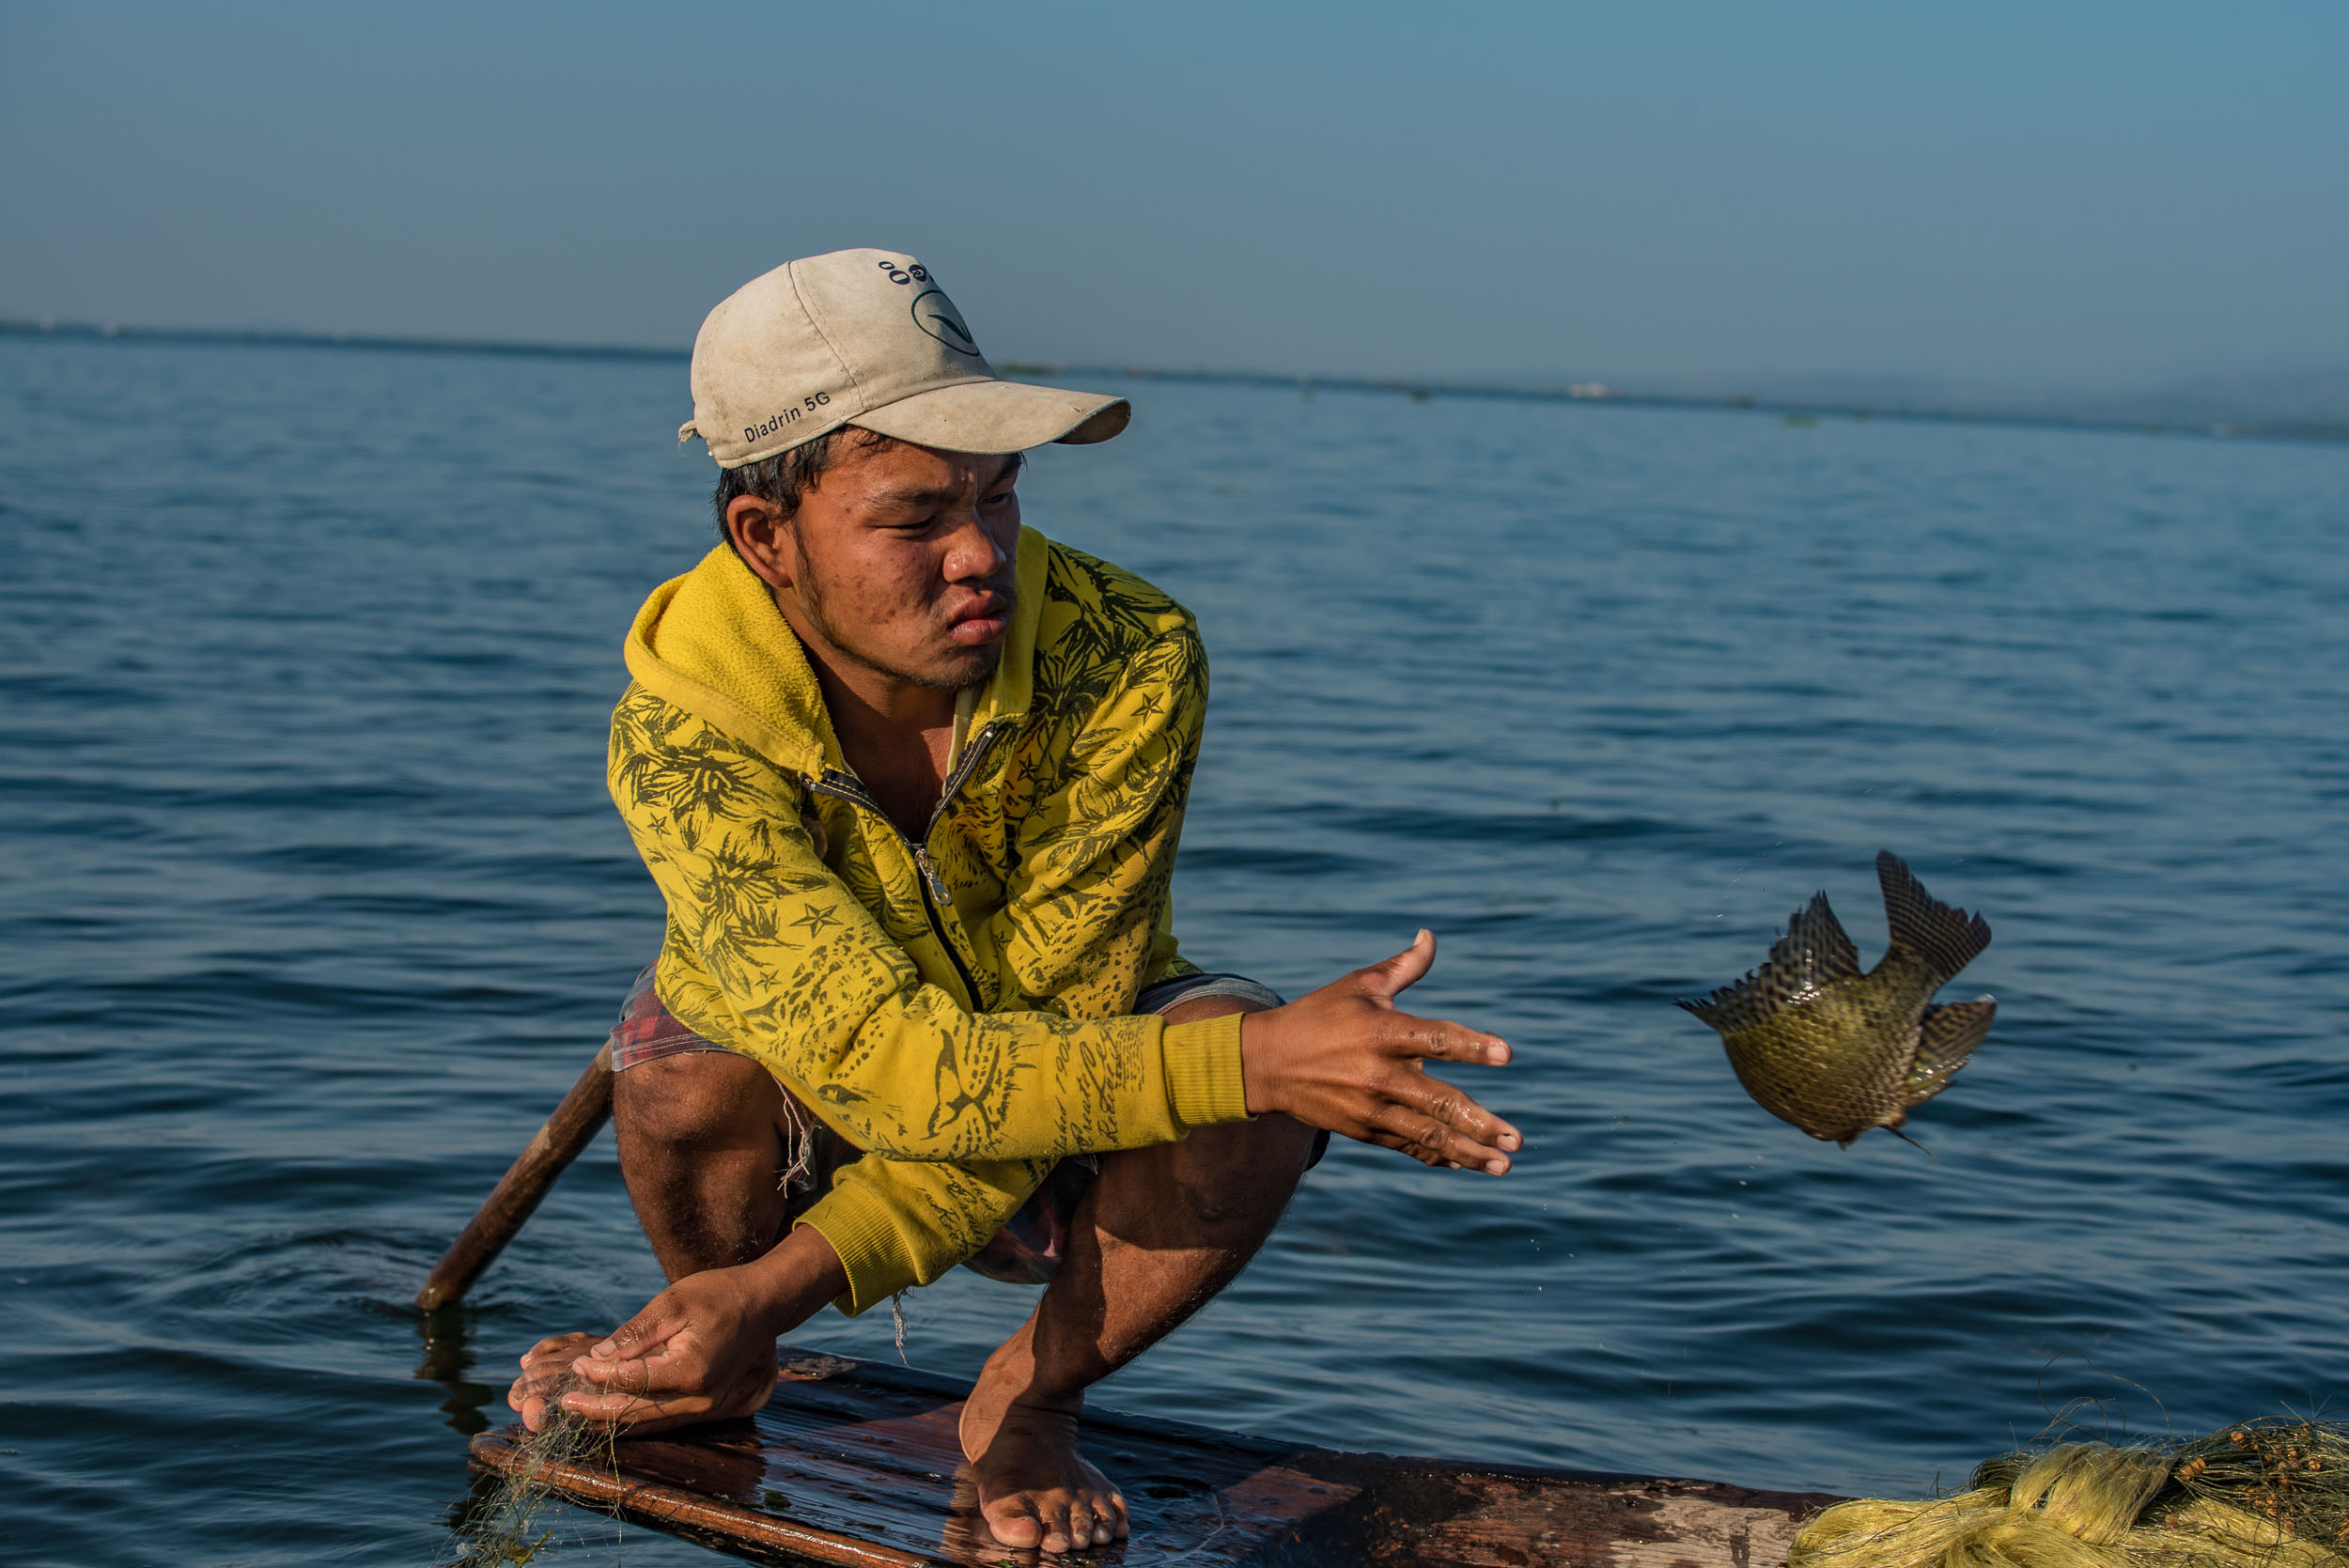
[469,1344,1838,1566]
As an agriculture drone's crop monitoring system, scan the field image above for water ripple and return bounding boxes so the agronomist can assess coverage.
[4,338,2346,1563]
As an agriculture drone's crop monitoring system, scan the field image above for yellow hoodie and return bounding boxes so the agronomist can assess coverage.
[610,527,1251,1312]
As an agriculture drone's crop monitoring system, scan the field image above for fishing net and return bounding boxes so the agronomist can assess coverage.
[1794,1421,2349,1568]
[440,1372,622,1567]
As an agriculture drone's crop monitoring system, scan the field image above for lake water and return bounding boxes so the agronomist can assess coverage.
[4,334,2345,1566]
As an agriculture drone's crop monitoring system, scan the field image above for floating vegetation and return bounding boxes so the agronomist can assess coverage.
[1795,1419,2349,1568]
[441,1373,621,1567]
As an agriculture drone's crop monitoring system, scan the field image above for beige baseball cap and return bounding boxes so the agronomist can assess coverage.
[677,249,1130,468]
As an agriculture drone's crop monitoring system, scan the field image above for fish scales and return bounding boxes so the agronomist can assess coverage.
[1680,851,1995,1146]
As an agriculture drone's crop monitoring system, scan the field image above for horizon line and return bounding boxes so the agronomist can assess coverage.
[4,317,2341,447]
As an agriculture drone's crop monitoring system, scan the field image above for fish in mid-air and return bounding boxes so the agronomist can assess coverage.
[1680,851,1995,1147]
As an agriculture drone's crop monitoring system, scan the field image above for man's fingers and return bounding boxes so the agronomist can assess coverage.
[555,1366,769,1435]
[510,1362,576,1431]
[1370,1106,1514,1174]
[562,1388,652,1421]
[577,1296,690,1368]
[521,1330,599,1367]
[1384,1071,1522,1156]
[509,1349,590,1429]
[557,1387,713,1434]
[1363,1126,1455,1168]
[1382,1012,1511,1068]
[571,1348,679,1392]
[513,1362,579,1402]
[1352,928,1438,1003]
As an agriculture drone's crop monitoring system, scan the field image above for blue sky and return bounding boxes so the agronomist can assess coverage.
[3,2,2342,383]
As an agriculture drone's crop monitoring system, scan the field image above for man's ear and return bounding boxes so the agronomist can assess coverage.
[725,494,798,592]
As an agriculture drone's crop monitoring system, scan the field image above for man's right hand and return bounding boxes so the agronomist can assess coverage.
[506,1224,848,1436]
[1238,929,1521,1172]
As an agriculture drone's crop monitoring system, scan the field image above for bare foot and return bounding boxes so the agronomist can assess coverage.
[959,1330,1128,1554]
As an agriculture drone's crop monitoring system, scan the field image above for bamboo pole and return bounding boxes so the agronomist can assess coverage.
[416,1043,615,1311]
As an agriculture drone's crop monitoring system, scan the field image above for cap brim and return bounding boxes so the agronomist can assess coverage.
[849,379,1129,454]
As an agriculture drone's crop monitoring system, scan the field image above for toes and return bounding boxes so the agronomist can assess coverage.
[982,1497,1043,1549]
[1040,1501,1076,1553]
[1049,1494,1125,1552]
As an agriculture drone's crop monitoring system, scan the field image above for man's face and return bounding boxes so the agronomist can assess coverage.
[770,440,1023,692]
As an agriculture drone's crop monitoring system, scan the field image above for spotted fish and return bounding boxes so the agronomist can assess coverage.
[1680,851,1995,1146]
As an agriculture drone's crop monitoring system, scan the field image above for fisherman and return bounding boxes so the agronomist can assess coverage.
[506,249,1521,1557]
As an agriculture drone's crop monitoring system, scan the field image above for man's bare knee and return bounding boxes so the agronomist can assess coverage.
[1160,1112,1316,1229]
[613,1051,780,1152]
[1141,999,1315,1224]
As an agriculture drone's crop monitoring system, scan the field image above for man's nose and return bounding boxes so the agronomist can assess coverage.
[939,507,1009,581]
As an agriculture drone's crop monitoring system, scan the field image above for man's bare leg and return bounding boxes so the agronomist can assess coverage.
[959,1001,1315,1554]
[510,1050,807,1432]
[610,1015,1316,1554]
[613,1050,797,1280]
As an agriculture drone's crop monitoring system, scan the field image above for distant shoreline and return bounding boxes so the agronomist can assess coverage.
[6,317,2341,448]
[0,317,685,364]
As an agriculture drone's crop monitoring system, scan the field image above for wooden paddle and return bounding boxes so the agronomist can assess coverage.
[415,1043,615,1311]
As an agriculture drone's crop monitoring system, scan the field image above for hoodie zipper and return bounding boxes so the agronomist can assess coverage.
[808,721,1006,1009]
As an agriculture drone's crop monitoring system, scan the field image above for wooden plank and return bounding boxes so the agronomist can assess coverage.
[470,1345,1839,1567]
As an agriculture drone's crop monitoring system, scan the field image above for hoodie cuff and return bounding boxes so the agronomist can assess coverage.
[1161,1012,1252,1130]
[792,1190,917,1318]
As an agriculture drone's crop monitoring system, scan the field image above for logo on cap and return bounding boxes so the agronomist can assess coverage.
[910,288,981,357]
[876,257,981,357]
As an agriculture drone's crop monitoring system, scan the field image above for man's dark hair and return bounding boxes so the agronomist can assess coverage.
[714,428,1025,547]
[713,424,901,540]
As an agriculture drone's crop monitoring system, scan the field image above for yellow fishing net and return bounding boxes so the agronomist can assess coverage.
[1794,1421,2349,1568]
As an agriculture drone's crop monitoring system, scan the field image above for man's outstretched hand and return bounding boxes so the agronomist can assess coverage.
[506,1224,848,1436]
[1239,930,1521,1172]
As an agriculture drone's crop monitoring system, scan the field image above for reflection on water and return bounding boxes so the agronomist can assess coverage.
[416,1308,497,1439]
[3,334,2345,1565]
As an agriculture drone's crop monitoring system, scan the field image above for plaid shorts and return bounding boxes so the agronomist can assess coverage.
[607,965,1319,1285]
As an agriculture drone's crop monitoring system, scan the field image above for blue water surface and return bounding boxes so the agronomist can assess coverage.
[2,335,2344,1566]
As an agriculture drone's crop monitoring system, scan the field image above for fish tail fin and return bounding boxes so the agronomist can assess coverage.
[1876,851,1992,983]
[1905,998,1997,1104]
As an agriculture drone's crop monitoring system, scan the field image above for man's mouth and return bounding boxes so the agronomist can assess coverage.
[946,591,1012,646]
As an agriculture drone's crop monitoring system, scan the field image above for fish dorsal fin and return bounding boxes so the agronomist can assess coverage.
[1904,998,1997,1104]
[1784,889,1863,983]
[1876,851,1991,983]
[1679,892,1855,1035]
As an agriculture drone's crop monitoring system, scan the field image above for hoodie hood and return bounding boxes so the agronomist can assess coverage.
[623,526,1050,776]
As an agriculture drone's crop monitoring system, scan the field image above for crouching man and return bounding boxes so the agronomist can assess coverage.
[507,251,1520,1556]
